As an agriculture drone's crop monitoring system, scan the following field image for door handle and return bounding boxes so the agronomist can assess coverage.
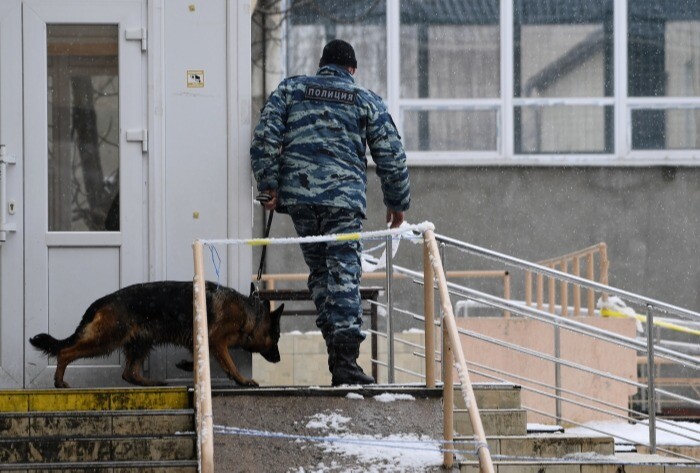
[0,145,17,242]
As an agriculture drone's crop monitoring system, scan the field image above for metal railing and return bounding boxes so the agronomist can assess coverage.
[192,228,700,471]
[365,233,699,463]
[429,234,700,460]
[192,224,497,473]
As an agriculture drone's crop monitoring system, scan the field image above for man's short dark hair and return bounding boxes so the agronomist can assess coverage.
[319,39,357,69]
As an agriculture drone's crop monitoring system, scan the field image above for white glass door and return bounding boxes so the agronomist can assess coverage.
[24,0,146,388]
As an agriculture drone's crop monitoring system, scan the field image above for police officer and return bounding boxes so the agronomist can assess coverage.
[251,39,410,386]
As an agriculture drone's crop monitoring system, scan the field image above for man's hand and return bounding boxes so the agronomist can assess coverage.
[257,190,278,211]
[386,209,404,229]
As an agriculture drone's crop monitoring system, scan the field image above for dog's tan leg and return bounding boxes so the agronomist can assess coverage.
[54,355,72,389]
[54,334,121,389]
[211,343,258,387]
[122,355,166,387]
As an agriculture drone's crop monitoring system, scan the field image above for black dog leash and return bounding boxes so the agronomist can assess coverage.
[253,193,274,314]
[257,206,274,282]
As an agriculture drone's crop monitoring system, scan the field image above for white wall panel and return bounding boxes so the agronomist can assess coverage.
[165,0,229,283]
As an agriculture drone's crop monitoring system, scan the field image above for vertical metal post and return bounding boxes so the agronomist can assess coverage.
[554,323,562,424]
[386,234,395,384]
[439,228,453,467]
[423,236,436,388]
[439,242,447,382]
[572,257,581,316]
[442,322,454,468]
[646,305,657,454]
[371,294,379,382]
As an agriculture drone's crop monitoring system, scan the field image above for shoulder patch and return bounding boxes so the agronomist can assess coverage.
[304,85,356,105]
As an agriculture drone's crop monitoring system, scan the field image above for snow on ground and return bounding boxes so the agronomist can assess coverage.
[373,393,416,403]
[568,420,700,446]
[310,432,443,472]
[305,412,351,431]
[297,407,443,472]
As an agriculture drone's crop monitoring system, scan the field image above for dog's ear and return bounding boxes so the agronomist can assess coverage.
[249,283,256,298]
[271,304,284,320]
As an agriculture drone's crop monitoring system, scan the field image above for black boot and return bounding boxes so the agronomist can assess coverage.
[321,327,335,374]
[331,342,375,386]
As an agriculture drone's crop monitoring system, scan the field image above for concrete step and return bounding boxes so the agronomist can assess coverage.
[455,408,528,437]
[0,433,196,463]
[0,410,196,464]
[211,385,445,472]
[457,383,522,410]
[0,459,198,472]
[459,452,696,472]
[0,387,190,413]
[455,433,615,459]
[0,409,194,438]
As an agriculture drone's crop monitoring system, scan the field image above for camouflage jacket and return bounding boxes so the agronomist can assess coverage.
[250,64,410,217]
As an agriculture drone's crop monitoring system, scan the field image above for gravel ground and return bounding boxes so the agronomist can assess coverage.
[211,386,459,473]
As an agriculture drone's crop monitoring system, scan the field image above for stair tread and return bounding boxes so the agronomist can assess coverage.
[459,451,692,465]
[0,459,199,469]
[0,387,191,413]
[454,433,614,440]
[454,407,525,412]
[0,432,196,441]
[0,408,194,417]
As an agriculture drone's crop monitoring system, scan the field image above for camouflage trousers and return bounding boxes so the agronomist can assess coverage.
[287,205,365,344]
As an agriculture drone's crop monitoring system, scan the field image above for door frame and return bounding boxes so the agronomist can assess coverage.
[23,0,147,388]
[0,0,23,388]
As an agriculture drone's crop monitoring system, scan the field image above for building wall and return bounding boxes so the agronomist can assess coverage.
[256,166,700,327]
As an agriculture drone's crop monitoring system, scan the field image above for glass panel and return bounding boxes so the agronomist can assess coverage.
[514,0,613,98]
[400,0,500,99]
[403,109,498,151]
[287,0,387,98]
[632,108,700,150]
[629,2,700,97]
[47,24,119,232]
[515,105,613,153]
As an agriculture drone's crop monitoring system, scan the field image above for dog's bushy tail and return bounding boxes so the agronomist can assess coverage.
[29,333,78,357]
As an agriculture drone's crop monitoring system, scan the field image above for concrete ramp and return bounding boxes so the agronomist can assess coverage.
[211,386,451,473]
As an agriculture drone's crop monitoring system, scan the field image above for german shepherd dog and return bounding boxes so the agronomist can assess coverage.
[29,281,284,388]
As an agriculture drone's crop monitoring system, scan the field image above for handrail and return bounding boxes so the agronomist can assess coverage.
[384,260,700,411]
[384,238,700,459]
[192,241,215,473]
[446,283,700,369]
[423,229,495,472]
[434,233,700,322]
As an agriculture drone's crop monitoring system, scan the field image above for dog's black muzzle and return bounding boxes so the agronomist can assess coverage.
[261,347,281,363]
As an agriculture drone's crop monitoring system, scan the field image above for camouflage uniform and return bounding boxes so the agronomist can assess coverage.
[250,64,410,345]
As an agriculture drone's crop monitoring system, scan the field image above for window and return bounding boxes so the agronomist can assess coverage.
[400,0,500,153]
[514,0,614,154]
[47,24,119,231]
[629,1,700,151]
[276,0,700,165]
